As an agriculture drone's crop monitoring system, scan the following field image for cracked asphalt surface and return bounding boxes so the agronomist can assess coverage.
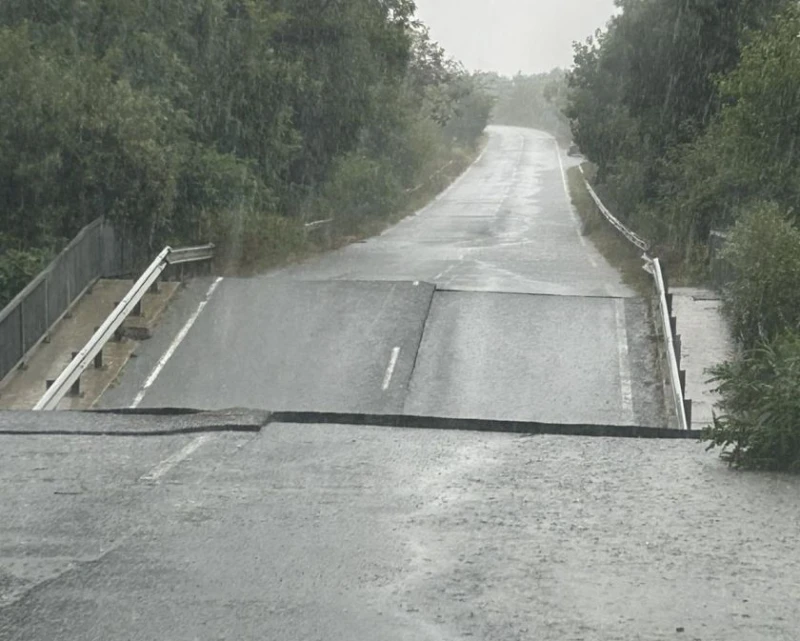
[100,126,664,427]
[3,127,798,639]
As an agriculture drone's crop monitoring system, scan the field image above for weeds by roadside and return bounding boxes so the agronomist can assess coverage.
[565,165,652,295]
[213,139,485,276]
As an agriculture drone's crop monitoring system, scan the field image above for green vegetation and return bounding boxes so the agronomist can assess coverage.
[705,205,800,470]
[0,0,491,305]
[566,0,800,470]
[706,333,800,471]
[565,166,651,295]
[567,0,789,250]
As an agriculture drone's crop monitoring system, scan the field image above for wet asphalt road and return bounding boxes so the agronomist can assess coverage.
[2,126,799,640]
[100,126,664,427]
[2,414,800,640]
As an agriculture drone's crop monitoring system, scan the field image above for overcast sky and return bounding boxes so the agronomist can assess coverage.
[413,0,618,76]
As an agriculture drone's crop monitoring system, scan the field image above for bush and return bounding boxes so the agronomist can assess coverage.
[705,332,800,471]
[208,208,305,272]
[0,247,52,309]
[317,153,403,234]
[720,202,800,347]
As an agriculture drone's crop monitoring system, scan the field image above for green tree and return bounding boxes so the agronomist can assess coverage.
[566,0,788,239]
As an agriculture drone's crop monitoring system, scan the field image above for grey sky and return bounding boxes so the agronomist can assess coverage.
[413,0,618,76]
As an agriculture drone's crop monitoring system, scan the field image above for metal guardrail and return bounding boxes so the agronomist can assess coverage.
[33,244,214,411]
[577,168,690,430]
[651,258,691,431]
[579,166,650,252]
[304,219,333,231]
[405,160,455,194]
[166,243,215,265]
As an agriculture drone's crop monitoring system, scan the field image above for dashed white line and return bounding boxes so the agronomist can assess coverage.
[555,140,571,198]
[129,277,223,409]
[614,298,635,423]
[434,265,456,281]
[382,346,401,391]
[139,435,212,482]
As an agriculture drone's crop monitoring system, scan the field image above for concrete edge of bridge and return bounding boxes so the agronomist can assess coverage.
[269,411,700,440]
[0,408,701,440]
[0,407,269,436]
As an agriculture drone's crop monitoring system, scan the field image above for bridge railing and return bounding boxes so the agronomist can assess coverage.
[0,218,115,385]
[577,167,692,430]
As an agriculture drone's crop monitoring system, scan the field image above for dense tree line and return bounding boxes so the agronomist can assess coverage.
[567,0,800,470]
[0,0,491,304]
[567,0,789,253]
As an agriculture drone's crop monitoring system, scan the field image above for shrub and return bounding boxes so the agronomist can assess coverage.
[720,202,800,347]
[317,153,403,234]
[0,247,52,309]
[706,332,800,471]
[207,208,305,272]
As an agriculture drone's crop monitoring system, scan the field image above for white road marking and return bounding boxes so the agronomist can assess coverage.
[382,347,401,391]
[129,277,223,409]
[139,435,212,482]
[554,140,598,267]
[555,140,571,197]
[434,265,456,281]
[614,299,635,423]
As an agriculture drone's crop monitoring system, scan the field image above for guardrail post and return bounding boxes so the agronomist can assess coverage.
[19,304,25,364]
[674,335,682,369]
[69,376,81,397]
[670,316,677,338]
[132,300,143,317]
[149,278,160,294]
[666,292,673,316]
[684,399,693,429]
[45,276,50,327]
[94,350,104,369]
[679,369,687,395]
